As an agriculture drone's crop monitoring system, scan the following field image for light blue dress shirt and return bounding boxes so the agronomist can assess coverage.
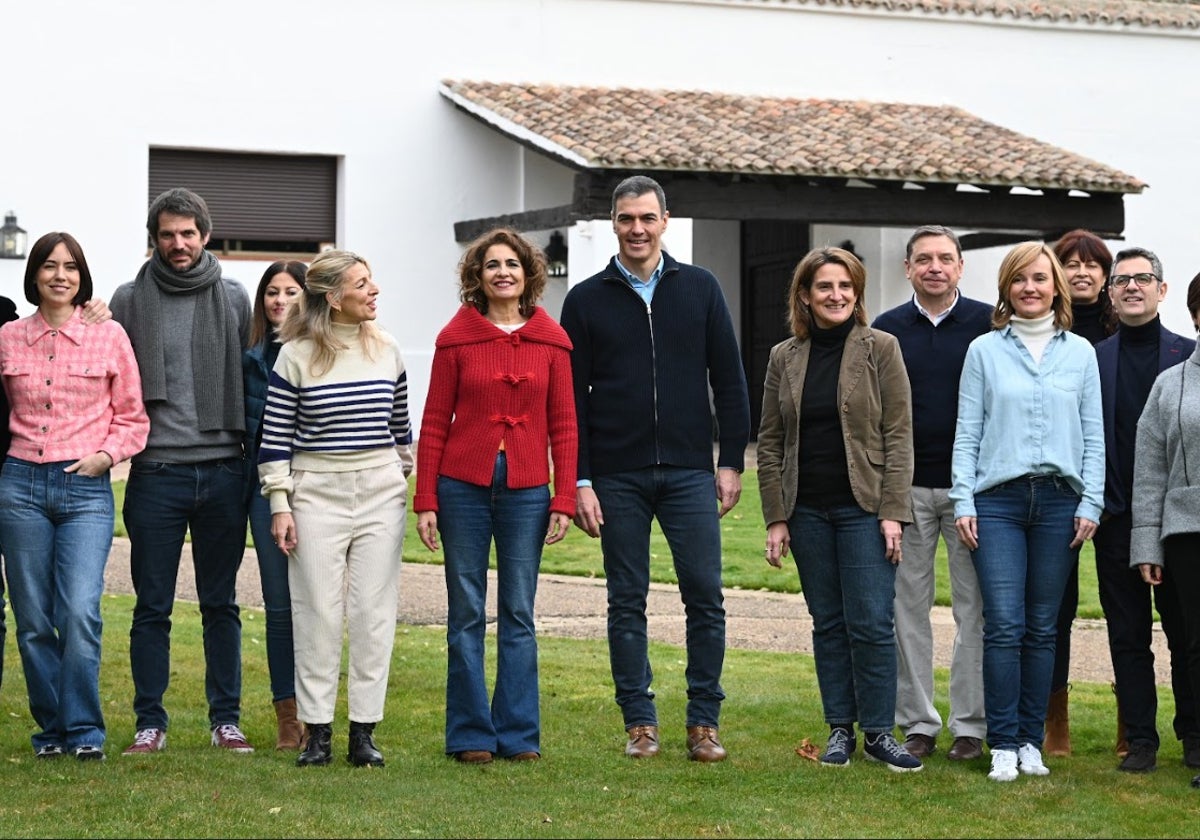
[950,325,1105,522]
[613,255,664,304]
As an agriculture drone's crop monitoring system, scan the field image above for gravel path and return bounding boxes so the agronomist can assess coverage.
[101,537,1170,687]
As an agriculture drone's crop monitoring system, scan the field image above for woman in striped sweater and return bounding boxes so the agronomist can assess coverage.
[414,228,576,764]
[258,249,414,769]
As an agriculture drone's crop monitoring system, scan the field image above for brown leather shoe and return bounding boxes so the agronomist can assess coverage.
[946,736,983,761]
[686,725,728,762]
[902,733,936,758]
[625,725,660,758]
[455,750,494,764]
[506,751,540,761]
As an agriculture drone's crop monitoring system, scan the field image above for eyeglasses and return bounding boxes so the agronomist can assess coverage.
[1110,273,1159,288]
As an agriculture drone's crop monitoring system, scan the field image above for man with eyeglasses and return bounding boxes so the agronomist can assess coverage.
[1094,246,1199,774]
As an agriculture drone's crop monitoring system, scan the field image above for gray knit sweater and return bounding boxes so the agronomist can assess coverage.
[1130,341,1200,568]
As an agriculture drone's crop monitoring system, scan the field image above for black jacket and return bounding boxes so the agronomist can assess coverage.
[559,253,750,480]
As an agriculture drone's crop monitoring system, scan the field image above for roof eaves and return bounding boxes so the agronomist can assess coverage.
[439,81,593,169]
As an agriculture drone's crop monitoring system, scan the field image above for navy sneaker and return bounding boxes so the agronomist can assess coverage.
[864,732,923,772]
[820,727,855,767]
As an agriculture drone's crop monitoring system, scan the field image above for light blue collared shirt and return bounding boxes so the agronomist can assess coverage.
[614,254,665,305]
[950,325,1105,522]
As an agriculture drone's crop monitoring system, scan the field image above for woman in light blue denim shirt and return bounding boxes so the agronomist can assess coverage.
[950,242,1104,783]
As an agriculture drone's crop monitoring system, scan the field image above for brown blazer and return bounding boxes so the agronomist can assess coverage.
[757,323,914,526]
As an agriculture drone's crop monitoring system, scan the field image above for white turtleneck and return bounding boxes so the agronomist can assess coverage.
[1009,313,1056,365]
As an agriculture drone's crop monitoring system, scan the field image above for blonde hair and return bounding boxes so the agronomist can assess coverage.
[992,242,1073,331]
[279,249,382,375]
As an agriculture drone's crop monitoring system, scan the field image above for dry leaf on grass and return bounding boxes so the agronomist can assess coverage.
[794,738,820,761]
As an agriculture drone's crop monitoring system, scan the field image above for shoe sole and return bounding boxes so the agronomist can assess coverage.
[297,757,332,766]
[989,772,1018,782]
[865,753,923,772]
[819,759,850,768]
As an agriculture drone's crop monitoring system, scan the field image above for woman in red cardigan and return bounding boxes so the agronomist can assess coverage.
[415,228,577,764]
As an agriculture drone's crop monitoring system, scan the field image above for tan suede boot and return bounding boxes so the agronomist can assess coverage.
[274,698,307,751]
[1044,685,1071,756]
[1113,682,1129,758]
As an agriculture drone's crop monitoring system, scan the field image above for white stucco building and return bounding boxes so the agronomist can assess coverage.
[3,0,1196,433]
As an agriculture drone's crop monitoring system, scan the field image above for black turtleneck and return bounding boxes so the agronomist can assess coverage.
[1114,316,1162,495]
[796,318,856,508]
[1071,299,1111,346]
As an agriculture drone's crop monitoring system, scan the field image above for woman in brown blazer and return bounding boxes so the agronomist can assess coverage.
[757,246,916,772]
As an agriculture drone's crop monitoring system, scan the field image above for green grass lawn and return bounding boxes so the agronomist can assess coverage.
[113,471,1107,619]
[0,595,1194,839]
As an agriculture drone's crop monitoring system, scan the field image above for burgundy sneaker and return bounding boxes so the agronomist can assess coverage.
[122,728,166,755]
[212,723,255,753]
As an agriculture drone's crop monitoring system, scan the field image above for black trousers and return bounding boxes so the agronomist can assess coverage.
[1165,532,1200,742]
[1096,513,1197,748]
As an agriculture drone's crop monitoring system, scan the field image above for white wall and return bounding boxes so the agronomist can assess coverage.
[3,0,1197,434]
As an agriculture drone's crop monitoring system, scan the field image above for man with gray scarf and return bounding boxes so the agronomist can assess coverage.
[111,187,254,755]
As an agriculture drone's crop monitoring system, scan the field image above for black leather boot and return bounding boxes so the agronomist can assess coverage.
[348,721,384,767]
[296,723,332,767]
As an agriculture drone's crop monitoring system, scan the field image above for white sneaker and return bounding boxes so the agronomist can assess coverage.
[1018,743,1050,776]
[988,748,1018,782]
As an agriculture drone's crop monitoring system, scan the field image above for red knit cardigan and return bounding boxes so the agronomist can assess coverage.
[414,304,578,517]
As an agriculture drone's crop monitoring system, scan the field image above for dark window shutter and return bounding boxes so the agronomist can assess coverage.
[149,148,336,243]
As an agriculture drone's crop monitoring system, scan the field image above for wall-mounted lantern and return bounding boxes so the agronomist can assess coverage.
[1,211,27,260]
[546,230,568,277]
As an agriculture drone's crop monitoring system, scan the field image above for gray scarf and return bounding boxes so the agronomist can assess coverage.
[128,248,244,432]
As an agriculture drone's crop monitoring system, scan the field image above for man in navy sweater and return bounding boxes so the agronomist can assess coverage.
[1095,246,1198,773]
[560,175,750,763]
[873,225,993,762]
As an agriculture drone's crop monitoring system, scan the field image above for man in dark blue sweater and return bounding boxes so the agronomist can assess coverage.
[872,226,993,762]
[1095,246,1198,773]
[560,175,750,763]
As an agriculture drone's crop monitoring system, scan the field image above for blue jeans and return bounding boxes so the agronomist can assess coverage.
[124,459,246,731]
[970,475,1081,751]
[788,502,897,733]
[0,458,113,751]
[248,490,295,702]
[593,466,725,729]
[438,453,548,756]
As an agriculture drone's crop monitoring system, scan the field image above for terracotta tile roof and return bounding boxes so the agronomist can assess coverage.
[441,81,1146,194]
[727,0,1200,30]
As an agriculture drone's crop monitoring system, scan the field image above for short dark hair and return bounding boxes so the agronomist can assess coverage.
[1112,246,1164,283]
[905,225,961,260]
[611,175,666,217]
[1188,272,1200,327]
[24,231,93,307]
[457,228,548,317]
[147,187,212,239]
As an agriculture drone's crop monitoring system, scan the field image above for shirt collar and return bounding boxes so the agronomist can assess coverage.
[912,290,959,325]
[23,307,85,345]
[614,254,664,286]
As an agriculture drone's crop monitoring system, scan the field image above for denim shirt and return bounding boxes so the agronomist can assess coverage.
[950,325,1105,522]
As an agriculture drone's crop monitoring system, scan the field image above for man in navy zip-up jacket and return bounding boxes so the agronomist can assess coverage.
[872,226,991,764]
[560,175,750,763]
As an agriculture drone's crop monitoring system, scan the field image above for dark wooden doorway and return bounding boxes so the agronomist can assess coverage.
[741,221,810,439]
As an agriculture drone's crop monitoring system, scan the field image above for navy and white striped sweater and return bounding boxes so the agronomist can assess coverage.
[258,323,414,514]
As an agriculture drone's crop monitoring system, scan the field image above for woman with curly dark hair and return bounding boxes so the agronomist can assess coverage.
[414,228,577,764]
